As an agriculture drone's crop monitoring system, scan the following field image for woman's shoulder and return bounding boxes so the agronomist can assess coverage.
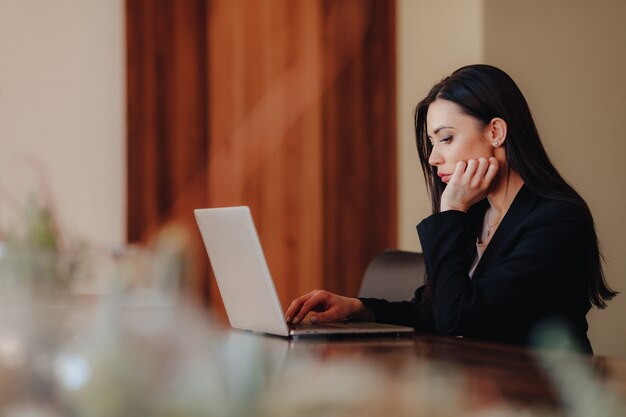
[528,188,592,225]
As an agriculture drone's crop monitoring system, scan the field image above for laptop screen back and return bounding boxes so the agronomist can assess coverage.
[194,206,289,336]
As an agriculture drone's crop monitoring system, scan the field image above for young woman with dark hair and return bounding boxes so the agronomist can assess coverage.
[286,65,617,353]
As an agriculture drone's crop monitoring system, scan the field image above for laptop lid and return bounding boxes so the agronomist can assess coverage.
[194,206,289,336]
[194,206,413,338]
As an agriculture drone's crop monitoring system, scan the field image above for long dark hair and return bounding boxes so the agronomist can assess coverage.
[414,64,617,308]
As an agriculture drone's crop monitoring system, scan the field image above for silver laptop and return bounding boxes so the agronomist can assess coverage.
[194,206,414,338]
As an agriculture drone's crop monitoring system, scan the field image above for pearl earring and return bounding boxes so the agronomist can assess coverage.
[492,140,499,147]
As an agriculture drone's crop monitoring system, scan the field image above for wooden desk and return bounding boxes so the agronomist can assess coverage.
[2,295,624,416]
[228,331,626,415]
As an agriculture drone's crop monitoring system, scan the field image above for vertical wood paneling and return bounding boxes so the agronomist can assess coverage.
[321,0,397,296]
[126,0,209,298]
[127,0,395,312]
[207,0,325,310]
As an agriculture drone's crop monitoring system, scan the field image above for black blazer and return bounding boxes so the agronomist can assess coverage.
[361,185,593,353]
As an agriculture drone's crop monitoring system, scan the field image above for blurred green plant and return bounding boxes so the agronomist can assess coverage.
[1,194,87,291]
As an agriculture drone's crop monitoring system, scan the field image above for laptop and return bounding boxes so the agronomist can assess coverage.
[194,206,414,338]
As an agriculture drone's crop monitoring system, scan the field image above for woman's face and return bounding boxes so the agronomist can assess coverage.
[426,99,495,184]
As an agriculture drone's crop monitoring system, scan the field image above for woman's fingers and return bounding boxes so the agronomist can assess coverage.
[451,160,467,182]
[285,290,318,323]
[471,157,489,187]
[463,158,479,181]
[309,308,338,323]
[286,291,360,324]
[293,291,327,324]
[485,157,499,186]
[309,295,359,323]
[441,157,500,212]
[287,290,333,324]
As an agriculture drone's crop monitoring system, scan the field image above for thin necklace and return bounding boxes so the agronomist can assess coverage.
[485,173,513,238]
[485,207,501,237]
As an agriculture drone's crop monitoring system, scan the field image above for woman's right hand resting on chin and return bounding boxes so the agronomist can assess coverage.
[285,290,374,324]
[440,157,498,213]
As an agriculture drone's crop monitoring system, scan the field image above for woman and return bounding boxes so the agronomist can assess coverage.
[285,65,617,353]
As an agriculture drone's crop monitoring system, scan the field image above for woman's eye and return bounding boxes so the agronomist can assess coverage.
[440,136,453,143]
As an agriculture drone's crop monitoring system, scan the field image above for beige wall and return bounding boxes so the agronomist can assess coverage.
[0,0,125,249]
[397,0,484,251]
[484,0,626,360]
[398,0,626,358]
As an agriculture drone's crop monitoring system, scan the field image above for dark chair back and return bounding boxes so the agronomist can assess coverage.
[358,250,425,301]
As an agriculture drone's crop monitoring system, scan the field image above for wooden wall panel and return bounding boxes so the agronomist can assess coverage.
[127,0,395,312]
[126,0,209,298]
[321,0,397,296]
[207,0,324,310]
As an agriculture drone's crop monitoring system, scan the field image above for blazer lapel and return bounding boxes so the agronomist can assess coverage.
[470,184,539,279]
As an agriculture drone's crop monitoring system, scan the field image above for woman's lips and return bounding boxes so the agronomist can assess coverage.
[438,173,451,183]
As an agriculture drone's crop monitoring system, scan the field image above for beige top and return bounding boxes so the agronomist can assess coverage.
[469,239,488,278]
[469,209,496,278]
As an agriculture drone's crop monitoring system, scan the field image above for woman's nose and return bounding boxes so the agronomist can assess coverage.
[428,146,443,166]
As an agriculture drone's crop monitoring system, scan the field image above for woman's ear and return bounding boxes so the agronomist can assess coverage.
[487,118,507,148]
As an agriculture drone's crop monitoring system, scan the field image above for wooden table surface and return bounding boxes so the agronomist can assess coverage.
[230,330,626,414]
[2,295,624,416]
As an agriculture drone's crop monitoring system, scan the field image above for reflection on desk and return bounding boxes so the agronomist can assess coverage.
[1,290,625,417]
[232,330,626,416]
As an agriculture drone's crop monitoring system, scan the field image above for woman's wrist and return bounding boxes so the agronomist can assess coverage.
[349,298,375,321]
[440,199,468,213]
